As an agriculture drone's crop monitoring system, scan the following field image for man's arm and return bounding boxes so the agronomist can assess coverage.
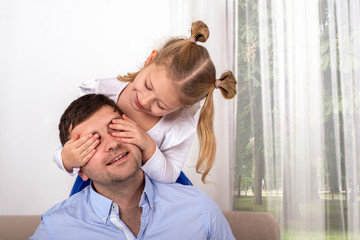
[200,191,236,240]
[29,219,52,240]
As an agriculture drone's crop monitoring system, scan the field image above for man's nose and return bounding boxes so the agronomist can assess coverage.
[104,135,121,152]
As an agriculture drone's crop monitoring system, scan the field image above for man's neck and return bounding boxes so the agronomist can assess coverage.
[92,172,145,237]
[93,171,145,209]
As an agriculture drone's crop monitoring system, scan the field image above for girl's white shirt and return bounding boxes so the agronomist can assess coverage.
[53,78,200,183]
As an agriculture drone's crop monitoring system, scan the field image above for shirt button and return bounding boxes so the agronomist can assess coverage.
[112,205,115,209]
[102,217,106,222]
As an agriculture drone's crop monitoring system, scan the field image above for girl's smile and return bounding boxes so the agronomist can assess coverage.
[134,92,146,110]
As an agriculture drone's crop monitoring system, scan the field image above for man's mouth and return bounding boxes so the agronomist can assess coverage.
[106,152,129,166]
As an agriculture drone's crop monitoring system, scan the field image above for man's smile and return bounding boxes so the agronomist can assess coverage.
[106,152,129,166]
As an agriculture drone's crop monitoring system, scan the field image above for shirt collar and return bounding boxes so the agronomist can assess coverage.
[140,174,155,210]
[89,182,114,223]
[88,175,155,223]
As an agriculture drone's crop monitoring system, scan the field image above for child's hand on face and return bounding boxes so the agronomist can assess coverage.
[61,133,100,173]
[109,114,156,163]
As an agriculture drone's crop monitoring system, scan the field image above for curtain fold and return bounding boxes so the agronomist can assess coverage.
[235,0,360,238]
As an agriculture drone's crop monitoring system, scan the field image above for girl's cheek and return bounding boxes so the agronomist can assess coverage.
[151,110,166,117]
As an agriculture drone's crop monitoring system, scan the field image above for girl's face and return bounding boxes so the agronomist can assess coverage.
[130,64,183,117]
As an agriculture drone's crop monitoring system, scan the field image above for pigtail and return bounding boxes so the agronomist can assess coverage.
[190,21,209,43]
[195,71,237,183]
[216,71,237,99]
[196,88,216,183]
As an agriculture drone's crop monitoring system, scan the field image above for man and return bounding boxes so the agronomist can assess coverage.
[31,94,235,240]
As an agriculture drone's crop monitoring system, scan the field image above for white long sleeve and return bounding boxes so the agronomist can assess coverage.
[53,144,80,176]
[141,113,197,183]
[53,78,200,183]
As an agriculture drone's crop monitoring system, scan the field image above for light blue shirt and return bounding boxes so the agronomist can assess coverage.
[30,175,235,240]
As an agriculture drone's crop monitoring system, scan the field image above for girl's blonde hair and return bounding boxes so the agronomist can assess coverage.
[118,21,237,183]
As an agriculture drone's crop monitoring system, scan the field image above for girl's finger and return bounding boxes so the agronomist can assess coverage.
[122,114,137,125]
[111,118,125,124]
[67,134,80,144]
[121,138,138,145]
[111,118,134,125]
[80,138,100,156]
[81,149,97,166]
[73,133,95,148]
[76,134,99,151]
[111,131,138,139]
[109,123,136,132]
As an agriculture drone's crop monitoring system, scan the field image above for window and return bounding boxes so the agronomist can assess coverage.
[234,0,360,238]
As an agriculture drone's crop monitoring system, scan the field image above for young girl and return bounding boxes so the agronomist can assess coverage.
[53,21,237,195]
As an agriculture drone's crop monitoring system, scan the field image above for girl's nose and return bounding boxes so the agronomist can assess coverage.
[140,93,155,108]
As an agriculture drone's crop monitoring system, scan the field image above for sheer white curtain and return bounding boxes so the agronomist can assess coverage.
[236,0,360,238]
[169,0,236,211]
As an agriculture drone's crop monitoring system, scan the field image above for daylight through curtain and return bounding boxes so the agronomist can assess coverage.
[235,0,360,238]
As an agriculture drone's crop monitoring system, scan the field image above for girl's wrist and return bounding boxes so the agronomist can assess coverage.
[63,162,74,173]
[142,141,156,163]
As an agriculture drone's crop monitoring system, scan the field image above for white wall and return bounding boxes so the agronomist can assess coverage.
[0,0,234,215]
[0,0,174,215]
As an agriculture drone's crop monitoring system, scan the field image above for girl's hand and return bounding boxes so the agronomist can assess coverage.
[61,133,100,172]
[109,114,156,162]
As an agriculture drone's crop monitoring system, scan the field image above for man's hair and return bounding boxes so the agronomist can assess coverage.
[59,94,122,146]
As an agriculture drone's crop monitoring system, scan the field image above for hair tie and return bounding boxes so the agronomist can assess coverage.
[215,79,221,89]
[189,36,196,43]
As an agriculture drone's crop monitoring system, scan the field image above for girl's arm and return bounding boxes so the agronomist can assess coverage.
[142,104,200,183]
[141,133,196,183]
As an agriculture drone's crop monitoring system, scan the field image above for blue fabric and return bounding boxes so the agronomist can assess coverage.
[70,171,192,197]
[69,176,90,197]
[31,175,235,240]
[176,171,193,185]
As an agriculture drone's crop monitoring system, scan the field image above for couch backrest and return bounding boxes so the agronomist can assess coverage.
[223,211,280,240]
[0,211,280,240]
[0,215,41,240]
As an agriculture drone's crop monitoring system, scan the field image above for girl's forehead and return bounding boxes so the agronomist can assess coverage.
[149,66,183,108]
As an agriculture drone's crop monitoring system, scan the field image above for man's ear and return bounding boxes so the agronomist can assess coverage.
[78,169,89,182]
[145,50,158,66]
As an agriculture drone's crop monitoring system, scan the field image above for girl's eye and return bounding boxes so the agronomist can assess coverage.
[145,81,151,90]
[157,101,166,110]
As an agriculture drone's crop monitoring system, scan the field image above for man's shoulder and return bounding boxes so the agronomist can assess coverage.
[152,180,199,194]
[149,180,235,239]
[151,180,217,208]
[41,187,89,218]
